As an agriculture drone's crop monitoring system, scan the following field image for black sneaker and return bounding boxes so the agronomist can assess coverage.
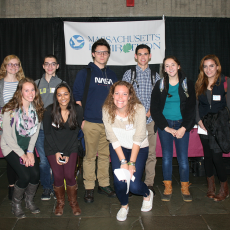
[147,186,156,196]
[51,190,56,199]
[41,188,52,200]
[98,186,116,197]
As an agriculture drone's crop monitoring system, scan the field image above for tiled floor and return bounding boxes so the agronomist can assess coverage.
[0,158,230,230]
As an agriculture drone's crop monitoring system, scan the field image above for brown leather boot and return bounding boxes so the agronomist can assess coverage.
[213,181,229,202]
[54,185,65,216]
[207,176,216,199]
[181,182,192,202]
[161,181,172,201]
[66,184,81,216]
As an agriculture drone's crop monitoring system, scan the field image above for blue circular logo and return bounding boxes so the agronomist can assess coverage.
[69,35,85,50]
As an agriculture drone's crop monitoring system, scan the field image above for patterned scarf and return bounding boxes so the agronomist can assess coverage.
[16,103,38,137]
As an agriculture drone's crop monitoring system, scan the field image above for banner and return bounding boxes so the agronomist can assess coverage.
[64,20,165,66]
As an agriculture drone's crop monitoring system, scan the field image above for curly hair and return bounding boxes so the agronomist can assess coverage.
[103,81,141,124]
[0,55,25,80]
[195,54,221,99]
[2,78,44,122]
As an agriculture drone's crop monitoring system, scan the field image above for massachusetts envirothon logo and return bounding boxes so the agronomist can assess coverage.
[69,35,85,50]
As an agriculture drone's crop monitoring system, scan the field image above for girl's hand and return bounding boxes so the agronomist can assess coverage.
[63,156,69,164]
[164,127,177,136]
[198,120,207,131]
[27,152,35,166]
[21,154,30,167]
[175,127,186,139]
[55,152,64,165]
[128,165,136,179]
[120,163,128,170]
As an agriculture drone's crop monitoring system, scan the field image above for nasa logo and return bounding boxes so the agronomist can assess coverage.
[69,35,85,50]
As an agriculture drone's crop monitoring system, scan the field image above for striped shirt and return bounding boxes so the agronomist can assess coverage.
[3,81,18,104]
[122,65,161,124]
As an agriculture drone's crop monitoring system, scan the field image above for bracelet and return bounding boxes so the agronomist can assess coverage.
[27,150,33,153]
[128,161,136,166]
[120,159,127,165]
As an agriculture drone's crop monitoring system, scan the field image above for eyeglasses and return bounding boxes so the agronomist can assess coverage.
[7,63,20,68]
[44,62,57,67]
[94,51,109,56]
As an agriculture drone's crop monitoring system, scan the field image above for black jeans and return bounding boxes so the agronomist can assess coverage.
[199,135,227,182]
[5,151,39,188]
[7,162,18,185]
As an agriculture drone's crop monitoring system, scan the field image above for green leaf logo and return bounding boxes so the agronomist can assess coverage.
[123,43,132,53]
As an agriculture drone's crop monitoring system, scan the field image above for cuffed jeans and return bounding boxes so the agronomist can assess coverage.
[110,144,149,206]
[158,119,190,182]
[35,129,54,190]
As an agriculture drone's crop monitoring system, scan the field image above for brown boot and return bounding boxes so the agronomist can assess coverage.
[207,176,216,199]
[66,184,81,216]
[161,181,172,201]
[54,185,65,216]
[181,182,192,202]
[213,181,229,202]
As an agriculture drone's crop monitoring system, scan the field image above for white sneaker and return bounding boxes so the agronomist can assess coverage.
[141,189,153,212]
[116,206,129,221]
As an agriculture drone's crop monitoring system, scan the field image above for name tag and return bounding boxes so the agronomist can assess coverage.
[50,88,55,93]
[126,124,133,131]
[213,95,221,101]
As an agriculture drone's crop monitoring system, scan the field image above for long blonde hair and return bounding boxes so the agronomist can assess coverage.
[195,54,221,99]
[0,55,25,80]
[103,81,141,124]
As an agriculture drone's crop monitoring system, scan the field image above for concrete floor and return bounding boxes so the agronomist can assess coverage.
[0,158,230,230]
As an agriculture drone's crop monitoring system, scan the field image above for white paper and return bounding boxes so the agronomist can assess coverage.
[114,168,135,194]
[197,125,207,135]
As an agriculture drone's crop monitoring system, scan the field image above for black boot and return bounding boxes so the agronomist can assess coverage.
[12,185,26,218]
[25,183,40,214]
[8,186,14,201]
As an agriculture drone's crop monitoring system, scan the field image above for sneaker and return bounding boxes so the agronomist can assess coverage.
[98,186,116,197]
[147,185,156,196]
[141,189,153,212]
[51,190,56,199]
[116,206,129,221]
[41,188,52,200]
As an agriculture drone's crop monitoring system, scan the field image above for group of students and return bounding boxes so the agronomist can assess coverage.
[0,39,229,222]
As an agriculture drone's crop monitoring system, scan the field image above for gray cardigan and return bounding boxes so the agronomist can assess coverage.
[1,110,41,157]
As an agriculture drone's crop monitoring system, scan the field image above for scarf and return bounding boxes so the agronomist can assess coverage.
[16,103,38,137]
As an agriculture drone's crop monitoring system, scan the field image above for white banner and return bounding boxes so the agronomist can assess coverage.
[64,20,165,66]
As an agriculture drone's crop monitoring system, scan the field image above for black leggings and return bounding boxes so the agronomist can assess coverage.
[5,151,39,188]
[199,136,227,182]
[7,162,18,185]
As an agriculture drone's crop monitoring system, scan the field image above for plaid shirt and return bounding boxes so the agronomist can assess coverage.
[122,65,161,124]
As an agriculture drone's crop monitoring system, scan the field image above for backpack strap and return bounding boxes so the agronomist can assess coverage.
[37,79,41,88]
[82,67,91,111]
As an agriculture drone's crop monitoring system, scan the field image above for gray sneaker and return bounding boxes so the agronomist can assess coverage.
[41,188,52,200]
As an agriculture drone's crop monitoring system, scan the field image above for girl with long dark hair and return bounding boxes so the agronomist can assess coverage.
[43,82,83,216]
[195,54,230,201]
[150,56,196,202]
[1,78,44,218]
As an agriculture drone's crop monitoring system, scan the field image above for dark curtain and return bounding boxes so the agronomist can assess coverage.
[0,18,54,81]
[0,17,230,86]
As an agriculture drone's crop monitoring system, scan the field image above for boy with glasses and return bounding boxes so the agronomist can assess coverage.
[35,54,63,200]
[73,38,117,203]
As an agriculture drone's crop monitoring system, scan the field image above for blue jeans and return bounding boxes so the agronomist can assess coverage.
[110,144,149,206]
[158,119,190,182]
[35,129,54,190]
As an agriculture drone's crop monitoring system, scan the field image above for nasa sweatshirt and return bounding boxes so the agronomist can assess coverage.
[73,62,117,123]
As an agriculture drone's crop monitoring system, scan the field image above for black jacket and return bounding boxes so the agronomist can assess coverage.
[43,104,83,157]
[150,73,196,132]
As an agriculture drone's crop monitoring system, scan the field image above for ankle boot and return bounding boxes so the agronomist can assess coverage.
[67,184,81,216]
[12,185,26,218]
[214,181,229,202]
[181,182,192,202]
[161,181,172,201]
[207,176,216,199]
[25,183,40,214]
[8,186,14,201]
[54,185,65,216]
